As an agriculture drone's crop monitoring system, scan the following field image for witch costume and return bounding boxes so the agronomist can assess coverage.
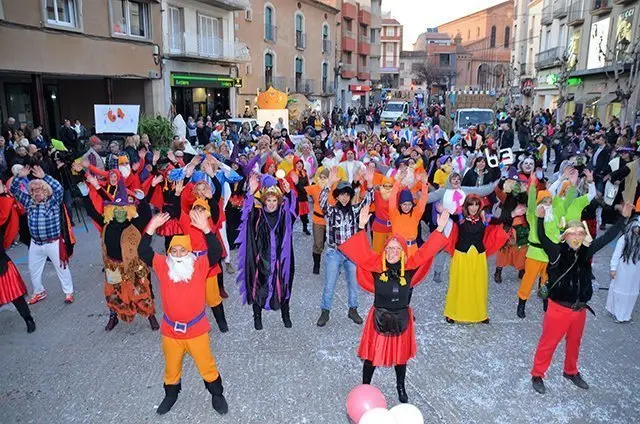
[236,175,297,330]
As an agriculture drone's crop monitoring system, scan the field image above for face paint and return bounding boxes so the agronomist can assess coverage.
[114,208,128,223]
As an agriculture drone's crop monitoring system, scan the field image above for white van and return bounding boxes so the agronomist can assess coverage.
[380,101,410,125]
[454,108,495,135]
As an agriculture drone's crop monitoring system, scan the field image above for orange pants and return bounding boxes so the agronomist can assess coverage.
[162,332,220,384]
[205,274,222,307]
[517,258,548,300]
[372,231,391,254]
[496,245,527,270]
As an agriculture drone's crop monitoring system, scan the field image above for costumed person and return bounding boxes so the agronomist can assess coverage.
[145,161,185,252]
[605,216,640,322]
[316,167,374,327]
[82,177,159,331]
[289,156,311,235]
[305,168,330,274]
[339,149,366,183]
[237,173,296,330]
[530,202,632,394]
[339,205,451,403]
[0,184,35,333]
[10,165,75,304]
[388,170,429,256]
[494,176,529,283]
[462,125,483,153]
[370,175,395,253]
[139,212,228,416]
[443,195,510,324]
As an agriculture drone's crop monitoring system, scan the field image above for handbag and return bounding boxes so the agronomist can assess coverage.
[373,307,409,335]
[603,181,618,206]
[105,267,123,285]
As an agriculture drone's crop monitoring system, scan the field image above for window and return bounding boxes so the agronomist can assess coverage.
[504,26,510,48]
[370,28,376,43]
[199,14,222,57]
[477,27,480,37]
[112,0,150,38]
[244,8,252,21]
[439,54,450,67]
[246,63,252,75]
[295,13,305,49]
[385,43,394,66]
[46,0,78,27]
[490,25,496,48]
[264,53,274,86]
[264,5,275,42]
[168,6,183,53]
[385,27,394,37]
[399,62,404,70]
[322,23,330,53]
[295,57,303,91]
[322,62,328,93]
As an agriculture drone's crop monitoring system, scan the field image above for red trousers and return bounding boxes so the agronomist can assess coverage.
[531,300,587,378]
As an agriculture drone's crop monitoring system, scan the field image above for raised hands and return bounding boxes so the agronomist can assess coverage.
[358,204,371,229]
[436,209,450,232]
[151,174,164,187]
[146,212,171,235]
[189,209,211,233]
[31,165,45,179]
[248,173,260,195]
[174,179,184,196]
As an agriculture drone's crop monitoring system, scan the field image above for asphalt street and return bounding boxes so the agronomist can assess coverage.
[1,210,639,424]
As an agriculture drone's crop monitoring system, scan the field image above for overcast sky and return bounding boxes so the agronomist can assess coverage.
[384,0,507,49]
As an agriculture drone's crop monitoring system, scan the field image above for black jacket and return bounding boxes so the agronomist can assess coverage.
[591,145,611,179]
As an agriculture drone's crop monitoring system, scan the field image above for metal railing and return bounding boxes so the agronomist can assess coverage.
[295,30,306,49]
[321,80,335,94]
[541,5,553,25]
[359,34,369,44]
[535,46,565,69]
[170,33,249,61]
[553,0,568,18]
[262,76,287,91]
[292,78,315,94]
[343,30,355,39]
[264,24,277,42]
[342,63,354,72]
[568,0,585,23]
[322,39,332,54]
[520,63,527,74]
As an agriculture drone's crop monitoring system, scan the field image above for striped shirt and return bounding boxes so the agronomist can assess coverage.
[320,186,373,248]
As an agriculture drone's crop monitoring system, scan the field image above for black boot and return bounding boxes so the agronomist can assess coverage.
[281,303,292,328]
[518,269,525,279]
[25,316,36,333]
[494,267,503,284]
[105,314,119,331]
[211,304,229,333]
[531,376,545,394]
[157,383,181,415]
[543,298,549,312]
[204,377,229,415]
[517,298,526,319]
[218,273,229,299]
[312,253,321,275]
[316,309,330,327]
[348,308,363,324]
[395,365,408,403]
[149,315,160,331]
[303,223,311,235]
[252,304,263,330]
[362,360,376,384]
[13,297,35,333]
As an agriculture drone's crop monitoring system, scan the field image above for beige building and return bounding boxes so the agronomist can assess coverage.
[0,0,164,137]
[380,13,402,89]
[236,0,340,115]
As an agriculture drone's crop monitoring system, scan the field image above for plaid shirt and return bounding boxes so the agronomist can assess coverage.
[11,175,64,244]
[320,186,373,249]
[105,153,122,170]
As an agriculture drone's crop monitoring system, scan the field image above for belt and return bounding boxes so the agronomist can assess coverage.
[555,300,596,316]
[32,236,60,246]
[313,211,325,219]
[192,250,208,257]
[529,242,543,249]
[374,216,391,227]
[163,309,207,334]
[406,239,417,246]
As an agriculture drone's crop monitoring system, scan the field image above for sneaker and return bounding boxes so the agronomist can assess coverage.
[531,376,546,394]
[64,294,74,304]
[348,308,363,325]
[563,372,589,390]
[27,291,47,305]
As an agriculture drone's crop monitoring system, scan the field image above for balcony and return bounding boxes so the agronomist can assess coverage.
[291,78,315,94]
[342,30,356,52]
[262,76,287,91]
[295,30,306,50]
[357,65,370,81]
[341,63,356,79]
[322,39,332,55]
[568,0,585,26]
[553,0,568,18]
[614,0,636,4]
[535,46,565,69]
[541,5,553,25]
[264,24,277,43]
[167,33,250,63]
[321,80,335,95]
[358,35,370,55]
[358,7,371,26]
[528,28,535,43]
[342,0,357,20]
[195,0,250,10]
[591,0,612,15]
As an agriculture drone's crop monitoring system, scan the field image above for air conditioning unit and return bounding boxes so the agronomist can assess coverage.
[148,70,160,79]
[245,9,253,22]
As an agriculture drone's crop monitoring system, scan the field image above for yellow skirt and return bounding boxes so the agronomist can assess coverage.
[444,246,488,323]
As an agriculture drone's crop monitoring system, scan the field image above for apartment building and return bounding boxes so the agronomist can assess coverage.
[380,13,402,89]
[0,0,163,137]
[369,0,382,88]
[337,0,381,109]
[236,0,340,115]
[511,0,544,107]
[162,0,250,120]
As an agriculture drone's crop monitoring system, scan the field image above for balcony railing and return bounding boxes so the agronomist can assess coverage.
[591,0,612,14]
[292,78,315,94]
[535,46,565,69]
[322,39,332,54]
[168,33,250,62]
[541,5,553,25]
[342,63,354,71]
[295,30,306,49]
[264,24,277,42]
[359,35,370,44]
[520,63,527,74]
[553,0,568,18]
[321,80,335,94]
[262,76,287,91]
[343,30,355,39]
[568,0,585,25]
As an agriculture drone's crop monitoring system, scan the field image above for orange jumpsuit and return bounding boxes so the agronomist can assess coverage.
[389,181,429,256]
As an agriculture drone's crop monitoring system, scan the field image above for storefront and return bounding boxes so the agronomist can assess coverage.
[170,73,242,119]
[534,70,560,112]
[349,84,371,108]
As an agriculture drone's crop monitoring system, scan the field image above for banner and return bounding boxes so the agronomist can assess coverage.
[94,105,140,134]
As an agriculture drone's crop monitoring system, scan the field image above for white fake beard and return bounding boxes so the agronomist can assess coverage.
[166,253,196,283]
[119,165,131,178]
[542,205,555,223]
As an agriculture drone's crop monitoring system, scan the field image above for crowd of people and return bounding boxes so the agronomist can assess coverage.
[0,104,639,414]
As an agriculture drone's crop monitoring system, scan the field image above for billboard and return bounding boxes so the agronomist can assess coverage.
[587,17,610,70]
[94,105,140,134]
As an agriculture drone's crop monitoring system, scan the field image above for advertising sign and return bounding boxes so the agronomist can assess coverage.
[587,17,610,70]
[616,8,634,54]
[94,105,140,134]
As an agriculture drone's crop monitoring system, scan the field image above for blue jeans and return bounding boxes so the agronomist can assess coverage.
[321,247,359,311]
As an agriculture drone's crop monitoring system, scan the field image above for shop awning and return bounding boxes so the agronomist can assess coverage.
[574,93,599,104]
[597,93,618,105]
[349,84,370,94]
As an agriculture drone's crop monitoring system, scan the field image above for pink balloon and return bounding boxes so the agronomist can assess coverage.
[346,384,388,423]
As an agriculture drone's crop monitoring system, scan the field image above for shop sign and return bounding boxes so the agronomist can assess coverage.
[233,78,243,88]
[520,78,534,96]
[616,8,635,54]
[546,74,558,85]
[567,77,583,86]
[171,73,235,88]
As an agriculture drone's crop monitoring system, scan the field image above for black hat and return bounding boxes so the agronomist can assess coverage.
[332,181,355,199]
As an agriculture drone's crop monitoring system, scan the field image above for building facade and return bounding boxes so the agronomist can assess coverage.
[161,0,250,121]
[0,0,164,137]
[511,0,544,107]
[369,0,382,89]
[380,13,402,89]
[438,0,514,91]
[235,0,339,116]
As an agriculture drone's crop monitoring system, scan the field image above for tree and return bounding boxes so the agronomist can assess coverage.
[553,49,571,122]
[412,62,448,90]
[600,36,640,124]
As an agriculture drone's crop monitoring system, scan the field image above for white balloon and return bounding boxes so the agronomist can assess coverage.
[358,407,397,424]
[389,403,424,424]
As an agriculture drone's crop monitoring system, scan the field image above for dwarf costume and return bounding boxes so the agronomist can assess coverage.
[138,234,228,415]
[237,175,297,330]
[144,167,184,250]
[371,176,394,254]
[388,180,429,256]
[338,228,449,403]
[304,168,330,274]
[288,156,311,235]
[83,181,158,331]
[0,193,35,333]
[494,178,529,283]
